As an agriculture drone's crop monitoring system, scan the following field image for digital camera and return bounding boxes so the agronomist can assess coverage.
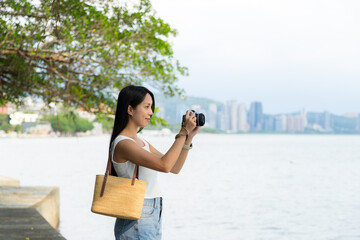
[182,110,205,126]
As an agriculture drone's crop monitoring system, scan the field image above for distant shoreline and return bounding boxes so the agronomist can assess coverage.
[1,131,360,139]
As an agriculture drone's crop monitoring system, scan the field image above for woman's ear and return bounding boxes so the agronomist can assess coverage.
[127,105,134,116]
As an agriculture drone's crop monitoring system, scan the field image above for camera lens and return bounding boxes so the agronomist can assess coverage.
[197,113,205,126]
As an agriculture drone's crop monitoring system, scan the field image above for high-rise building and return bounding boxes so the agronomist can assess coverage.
[237,103,248,132]
[287,116,295,132]
[287,115,305,132]
[249,101,263,131]
[323,111,331,131]
[294,115,305,132]
[275,115,287,132]
[263,117,275,132]
[217,104,228,131]
[227,100,238,132]
[300,108,308,128]
[207,104,217,129]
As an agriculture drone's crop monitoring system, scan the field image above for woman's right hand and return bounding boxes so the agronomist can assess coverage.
[182,110,197,133]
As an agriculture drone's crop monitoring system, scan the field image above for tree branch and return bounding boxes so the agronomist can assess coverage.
[0,31,11,48]
[0,11,47,19]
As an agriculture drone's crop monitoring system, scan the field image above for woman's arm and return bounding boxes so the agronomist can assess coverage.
[114,134,186,173]
[114,111,196,173]
[148,126,200,174]
[170,126,200,174]
[147,138,190,174]
[169,137,192,174]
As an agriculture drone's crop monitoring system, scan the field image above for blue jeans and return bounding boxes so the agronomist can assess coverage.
[114,197,163,240]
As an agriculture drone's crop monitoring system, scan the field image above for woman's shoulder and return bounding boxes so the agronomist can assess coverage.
[112,135,136,149]
[138,135,150,148]
[113,134,149,150]
[115,135,135,142]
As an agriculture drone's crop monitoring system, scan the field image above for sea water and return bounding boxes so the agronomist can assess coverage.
[1,134,359,240]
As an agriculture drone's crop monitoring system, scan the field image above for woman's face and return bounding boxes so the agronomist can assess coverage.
[130,93,153,127]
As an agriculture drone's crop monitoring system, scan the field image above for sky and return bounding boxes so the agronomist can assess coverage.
[150,0,360,115]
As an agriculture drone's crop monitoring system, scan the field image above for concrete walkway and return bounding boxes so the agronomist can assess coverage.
[0,208,66,240]
[0,176,66,239]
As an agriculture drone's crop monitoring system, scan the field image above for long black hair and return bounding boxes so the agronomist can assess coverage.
[109,85,155,176]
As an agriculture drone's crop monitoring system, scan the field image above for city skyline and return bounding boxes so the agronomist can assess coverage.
[155,94,360,133]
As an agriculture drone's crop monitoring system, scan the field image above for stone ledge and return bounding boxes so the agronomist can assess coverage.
[0,176,20,186]
[0,177,60,230]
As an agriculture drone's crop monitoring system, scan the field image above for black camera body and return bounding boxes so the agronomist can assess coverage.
[182,110,205,127]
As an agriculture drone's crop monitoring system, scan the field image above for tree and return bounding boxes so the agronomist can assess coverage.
[43,112,94,133]
[14,124,22,132]
[0,0,187,117]
[94,115,113,132]
[0,113,9,125]
[0,121,12,132]
[74,115,94,132]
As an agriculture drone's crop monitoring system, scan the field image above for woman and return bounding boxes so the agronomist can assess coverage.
[109,85,200,239]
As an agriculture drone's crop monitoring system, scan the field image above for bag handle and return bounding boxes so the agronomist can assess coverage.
[100,149,139,197]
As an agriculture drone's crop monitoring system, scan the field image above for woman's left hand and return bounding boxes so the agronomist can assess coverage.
[188,126,201,139]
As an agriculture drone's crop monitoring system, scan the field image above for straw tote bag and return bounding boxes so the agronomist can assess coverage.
[91,150,147,220]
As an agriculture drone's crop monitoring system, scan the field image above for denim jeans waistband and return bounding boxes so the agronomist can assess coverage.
[143,197,162,208]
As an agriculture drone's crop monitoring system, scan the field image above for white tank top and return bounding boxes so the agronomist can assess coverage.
[111,135,162,199]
